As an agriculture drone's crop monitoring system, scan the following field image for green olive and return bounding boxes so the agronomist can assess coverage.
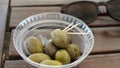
[66,44,81,60]
[28,53,51,63]
[67,35,72,44]
[55,50,71,64]
[26,36,44,54]
[44,40,58,58]
[41,60,63,66]
[51,29,69,48]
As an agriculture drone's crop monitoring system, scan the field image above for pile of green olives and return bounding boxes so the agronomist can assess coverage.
[25,29,82,66]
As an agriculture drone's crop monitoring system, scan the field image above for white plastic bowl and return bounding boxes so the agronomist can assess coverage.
[13,12,94,68]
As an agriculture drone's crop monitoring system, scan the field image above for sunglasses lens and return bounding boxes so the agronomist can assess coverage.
[65,2,97,23]
[108,0,120,21]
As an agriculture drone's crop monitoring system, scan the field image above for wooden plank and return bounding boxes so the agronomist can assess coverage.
[5,60,27,68]
[11,0,109,6]
[0,0,9,67]
[9,7,61,28]
[9,27,120,59]
[9,30,19,59]
[91,27,120,54]
[9,7,120,29]
[4,32,11,60]
[5,53,120,68]
[78,53,120,68]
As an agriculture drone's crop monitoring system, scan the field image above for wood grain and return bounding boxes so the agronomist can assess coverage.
[9,7,120,29]
[9,30,18,59]
[11,0,109,6]
[78,53,120,68]
[9,27,120,59]
[0,0,9,67]
[91,27,120,54]
[5,60,27,68]
[5,53,120,68]
[10,7,61,28]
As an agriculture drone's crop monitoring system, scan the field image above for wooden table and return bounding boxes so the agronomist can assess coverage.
[0,0,120,68]
[0,0,9,67]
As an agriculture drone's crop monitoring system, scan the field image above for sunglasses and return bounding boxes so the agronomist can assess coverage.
[61,0,120,24]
